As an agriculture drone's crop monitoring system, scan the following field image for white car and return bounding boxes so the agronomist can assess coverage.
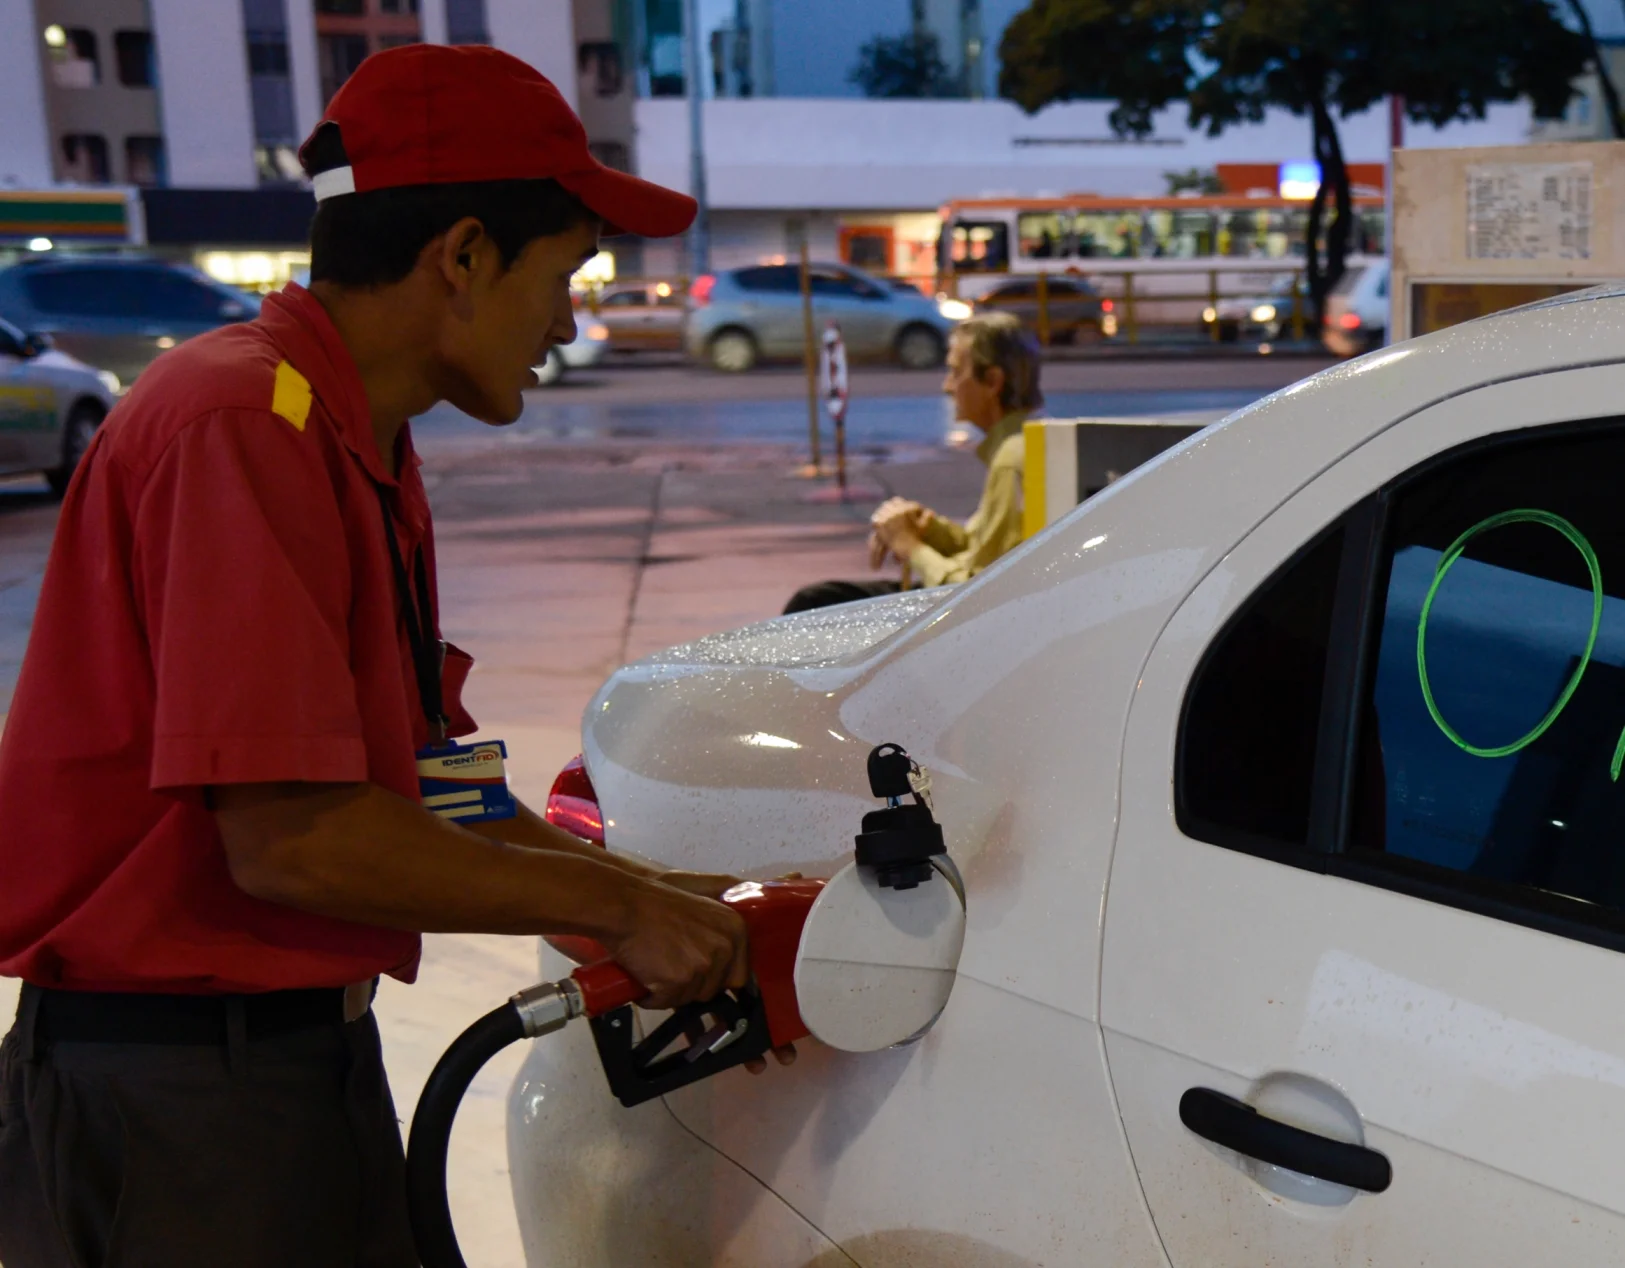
[0,316,118,494]
[1323,259,1391,356]
[510,284,1625,1266]
[532,319,609,386]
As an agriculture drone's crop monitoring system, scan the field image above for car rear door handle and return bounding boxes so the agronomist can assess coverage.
[1179,1087,1391,1193]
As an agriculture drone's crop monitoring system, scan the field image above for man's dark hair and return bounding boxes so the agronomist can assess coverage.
[302,123,594,287]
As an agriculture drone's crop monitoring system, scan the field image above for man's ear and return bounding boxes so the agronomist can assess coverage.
[982,364,1007,401]
[434,217,488,291]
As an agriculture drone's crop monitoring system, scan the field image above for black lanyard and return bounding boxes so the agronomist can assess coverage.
[374,482,446,742]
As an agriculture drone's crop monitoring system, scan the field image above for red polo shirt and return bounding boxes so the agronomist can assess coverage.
[0,285,476,993]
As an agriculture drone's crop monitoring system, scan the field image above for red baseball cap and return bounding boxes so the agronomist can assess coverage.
[298,44,696,238]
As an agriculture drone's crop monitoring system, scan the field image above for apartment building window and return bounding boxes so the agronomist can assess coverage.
[445,0,488,44]
[44,25,100,89]
[60,134,110,183]
[114,30,156,87]
[248,32,290,74]
[315,0,421,103]
[319,33,370,102]
[578,42,624,96]
[125,136,166,186]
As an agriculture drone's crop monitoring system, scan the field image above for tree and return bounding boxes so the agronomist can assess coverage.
[1561,0,1625,137]
[999,0,1592,314]
[850,26,958,98]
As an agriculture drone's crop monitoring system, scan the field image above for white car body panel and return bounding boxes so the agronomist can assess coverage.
[1105,359,1625,1263]
[507,285,1625,1264]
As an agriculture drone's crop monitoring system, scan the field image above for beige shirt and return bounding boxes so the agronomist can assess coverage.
[907,410,1027,588]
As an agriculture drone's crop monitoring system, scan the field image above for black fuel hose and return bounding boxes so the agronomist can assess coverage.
[406,1001,525,1268]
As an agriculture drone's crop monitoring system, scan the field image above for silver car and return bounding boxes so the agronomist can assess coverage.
[0,317,117,495]
[684,262,961,372]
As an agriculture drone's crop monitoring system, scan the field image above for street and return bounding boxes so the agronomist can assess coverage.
[0,354,1328,1266]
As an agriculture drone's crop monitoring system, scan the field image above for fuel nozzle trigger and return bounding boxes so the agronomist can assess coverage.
[855,743,945,890]
[589,986,773,1108]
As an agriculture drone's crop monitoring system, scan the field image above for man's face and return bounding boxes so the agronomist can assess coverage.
[942,334,1005,432]
[435,218,600,425]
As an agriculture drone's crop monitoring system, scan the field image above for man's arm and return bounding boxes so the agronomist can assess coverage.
[463,798,742,899]
[906,455,1025,587]
[214,781,747,1008]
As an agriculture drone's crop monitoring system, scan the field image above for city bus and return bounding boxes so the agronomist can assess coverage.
[937,194,1387,330]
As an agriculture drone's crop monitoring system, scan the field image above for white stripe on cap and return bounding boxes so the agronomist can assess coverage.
[311,166,357,201]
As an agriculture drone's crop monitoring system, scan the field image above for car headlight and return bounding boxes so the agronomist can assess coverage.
[1250,304,1278,324]
[1202,306,1218,324]
[586,323,610,342]
[96,370,121,395]
[937,298,973,322]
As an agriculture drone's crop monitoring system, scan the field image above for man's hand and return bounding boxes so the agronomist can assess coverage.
[869,497,931,568]
[603,882,750,1010]
[656,871,744,901]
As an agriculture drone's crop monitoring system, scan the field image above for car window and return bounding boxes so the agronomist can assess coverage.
[600,291,644,308]
[1181,418,1625,949]
[23,266,145,317]
[1351,425,1625,920]
[733,266,799,293]
[944,221,1010,273]
[128,269,242,322]
[1331,266,1367,298]
[1179,526,1346,849]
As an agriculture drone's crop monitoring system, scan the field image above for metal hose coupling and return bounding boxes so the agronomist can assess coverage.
[511,978,587,1038]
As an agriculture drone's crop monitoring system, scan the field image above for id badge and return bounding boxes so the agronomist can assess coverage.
[416,739,518,824]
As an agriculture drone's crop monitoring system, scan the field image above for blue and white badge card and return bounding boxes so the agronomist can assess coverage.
[416,740,518,823]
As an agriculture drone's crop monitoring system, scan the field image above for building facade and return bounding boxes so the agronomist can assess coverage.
[0,0,1573,292]
[0,0,621,283]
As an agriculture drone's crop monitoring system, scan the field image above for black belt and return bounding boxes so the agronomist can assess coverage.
[25,983,350,1046]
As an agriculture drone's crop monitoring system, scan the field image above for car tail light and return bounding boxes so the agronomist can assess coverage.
[546,754,605,846]
[1101,299,1114,313]
[1339,312,1363,330]
[689,274,716,307]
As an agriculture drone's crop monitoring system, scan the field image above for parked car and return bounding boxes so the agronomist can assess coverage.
[0,315,118,494]
[0,256,261,388]
[511,285,1625,1265]
[532,319,609,386]
[1323,258,1390,356]
[975,274,1107,343]
[1201,273,1308,342]
[586,281,685,352]
[684,262,959,372]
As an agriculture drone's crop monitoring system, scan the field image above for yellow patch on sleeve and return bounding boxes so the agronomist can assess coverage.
[271,361,312,432]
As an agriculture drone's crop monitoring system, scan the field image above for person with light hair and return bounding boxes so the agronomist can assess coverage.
[785,311,1041,612]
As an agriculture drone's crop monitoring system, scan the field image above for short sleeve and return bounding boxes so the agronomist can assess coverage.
[134,409,368,791]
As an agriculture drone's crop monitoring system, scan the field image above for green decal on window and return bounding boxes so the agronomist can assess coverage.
[1416,508,1625,779]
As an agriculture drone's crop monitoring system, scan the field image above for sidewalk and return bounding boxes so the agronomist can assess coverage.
[0,434,984,1267]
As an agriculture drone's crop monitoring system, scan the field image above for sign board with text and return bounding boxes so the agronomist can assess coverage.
[1393,141,1625,341]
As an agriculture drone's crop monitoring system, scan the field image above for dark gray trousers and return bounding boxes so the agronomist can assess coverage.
[0,986,418,1268]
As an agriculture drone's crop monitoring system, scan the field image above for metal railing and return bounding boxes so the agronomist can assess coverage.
[953,264,1312,346]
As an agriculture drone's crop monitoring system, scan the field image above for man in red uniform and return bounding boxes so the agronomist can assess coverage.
[0,46,750,1267]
